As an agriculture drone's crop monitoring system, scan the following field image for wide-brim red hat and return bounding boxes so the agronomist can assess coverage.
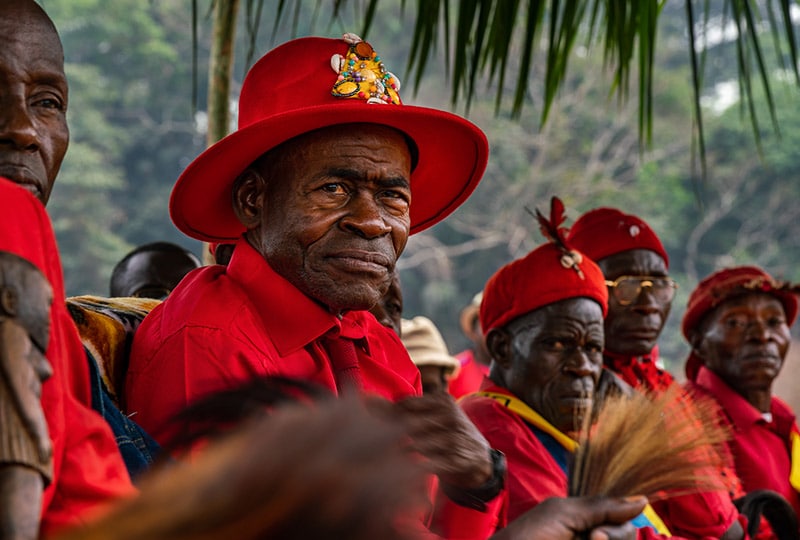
[170,35,489,242]
[682,265,799,381]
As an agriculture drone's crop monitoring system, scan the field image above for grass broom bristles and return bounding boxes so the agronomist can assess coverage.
[569,385,731,502]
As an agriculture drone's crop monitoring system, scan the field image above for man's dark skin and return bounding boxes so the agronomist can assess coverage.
[0,0,68,206]
[691,292,790,413]
[369,272,403,336]
[596,249,671,358]
[110,243,202,299]
[489,297,604,440]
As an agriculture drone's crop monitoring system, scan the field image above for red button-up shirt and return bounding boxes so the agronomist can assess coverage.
[687,366,800,519]
[0,179,134,537]
[125,238,422,443]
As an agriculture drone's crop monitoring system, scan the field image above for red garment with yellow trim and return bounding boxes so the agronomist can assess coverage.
[433,383,683,539]
[0,179,134,536]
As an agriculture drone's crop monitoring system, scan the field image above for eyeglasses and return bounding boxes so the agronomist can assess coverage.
[604,276,678,306]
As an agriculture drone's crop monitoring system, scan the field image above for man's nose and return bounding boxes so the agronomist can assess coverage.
[745,319,770,342]
[630,287,661,314]
[340,193,391,238]
[0,98,39,151]
[563,349,597,377]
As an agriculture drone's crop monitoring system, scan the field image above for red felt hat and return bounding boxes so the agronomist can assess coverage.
[682,265,799,381]
[480,198,608,334]
[170,34,489,242]
[568,207,669,267]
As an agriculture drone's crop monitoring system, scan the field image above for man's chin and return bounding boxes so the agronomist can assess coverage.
[318,288,384,315]
[607,337,658,357]
[0,178,46,204]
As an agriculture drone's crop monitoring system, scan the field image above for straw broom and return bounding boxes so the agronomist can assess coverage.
[569,385,731,501]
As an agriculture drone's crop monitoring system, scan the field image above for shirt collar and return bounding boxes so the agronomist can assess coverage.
[694,366,765,428]
[227,237,367,356]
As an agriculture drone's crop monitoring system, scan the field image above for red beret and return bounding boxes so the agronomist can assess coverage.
[480,243,608,335]
[568,207,669,267]
[682,265,799,381]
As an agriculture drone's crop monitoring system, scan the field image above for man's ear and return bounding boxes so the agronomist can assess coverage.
[232,168,266,229]
[0,286,18,318]
[689,331,705,358]
[486,328,512,369]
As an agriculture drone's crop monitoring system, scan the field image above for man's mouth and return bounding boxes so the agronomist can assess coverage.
[0,166,43,200]
[327,250,392,273]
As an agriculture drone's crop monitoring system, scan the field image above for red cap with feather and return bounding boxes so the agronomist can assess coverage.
[480,197,608,335]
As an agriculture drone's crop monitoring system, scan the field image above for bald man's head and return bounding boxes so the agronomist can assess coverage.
[0,0,68,205]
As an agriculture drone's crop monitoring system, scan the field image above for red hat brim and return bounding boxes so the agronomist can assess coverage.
[170,102,488,243]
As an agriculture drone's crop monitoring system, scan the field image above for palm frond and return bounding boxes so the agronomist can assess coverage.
[201,0,800,177]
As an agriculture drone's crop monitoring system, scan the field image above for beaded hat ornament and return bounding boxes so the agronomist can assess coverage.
[331,34,401,105]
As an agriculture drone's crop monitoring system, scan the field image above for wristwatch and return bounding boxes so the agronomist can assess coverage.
[441,448,506,511]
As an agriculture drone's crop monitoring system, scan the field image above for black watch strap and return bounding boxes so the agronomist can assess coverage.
[440,448,506,511]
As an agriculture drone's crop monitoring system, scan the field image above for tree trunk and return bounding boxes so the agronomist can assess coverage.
[203,0,240,264]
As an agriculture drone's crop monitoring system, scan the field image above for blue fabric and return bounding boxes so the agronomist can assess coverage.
[86,347,159,480]
[527,422,571,474]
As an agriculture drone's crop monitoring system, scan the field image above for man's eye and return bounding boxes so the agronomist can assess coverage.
[724,317,747,329]
[33,96,65,111]
[768,316,786,327]
[381,189,405,199]
[542,338,566,351]
[585,342,603,354]
[320,183,346,194]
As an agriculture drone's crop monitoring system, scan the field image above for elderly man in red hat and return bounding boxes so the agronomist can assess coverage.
[125,32,513,534]
[569,209,748,540]
[683,266,800,528]
[568,208,677,393]
[432,198,672,538]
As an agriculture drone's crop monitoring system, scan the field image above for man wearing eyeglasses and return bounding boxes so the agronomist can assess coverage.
[568,208,678,393]
[568,207,746,540]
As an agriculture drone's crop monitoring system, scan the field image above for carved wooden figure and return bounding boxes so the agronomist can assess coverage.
[0,251,54,540]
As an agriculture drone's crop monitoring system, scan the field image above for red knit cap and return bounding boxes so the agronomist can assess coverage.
[480,198,608,334]
[568,207,669,267]
[682,265,799,381]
